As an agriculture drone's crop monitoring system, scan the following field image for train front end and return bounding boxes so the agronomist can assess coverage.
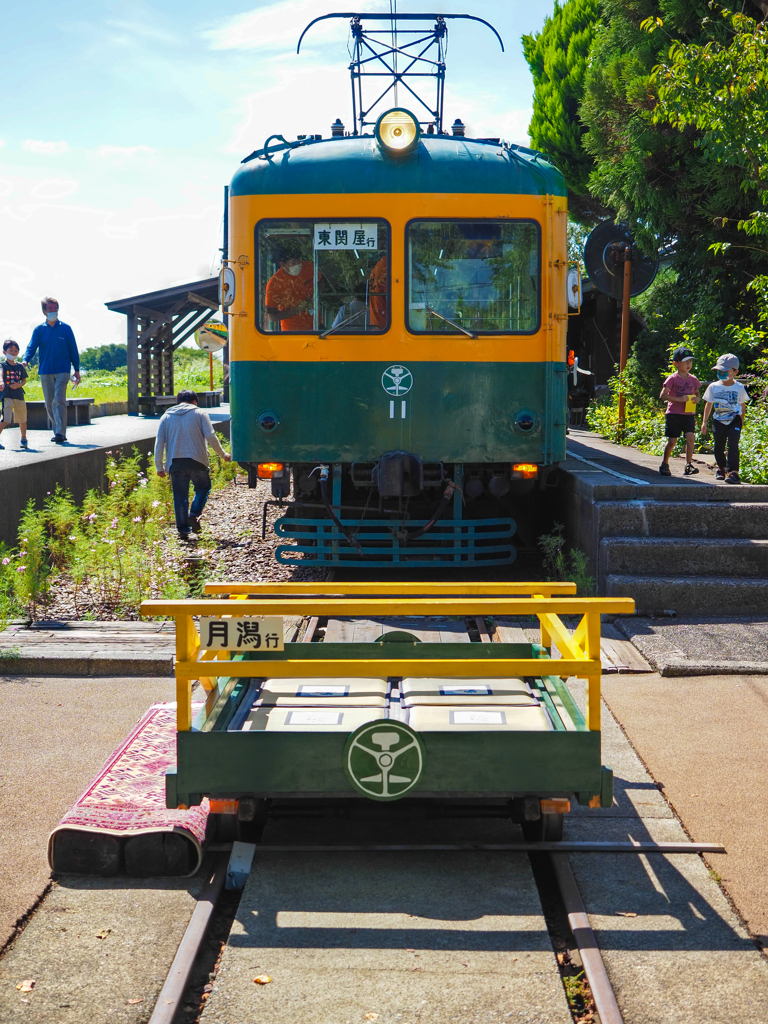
[227,113,569,567]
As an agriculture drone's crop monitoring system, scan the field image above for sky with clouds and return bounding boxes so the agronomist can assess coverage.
[0,0,555,352]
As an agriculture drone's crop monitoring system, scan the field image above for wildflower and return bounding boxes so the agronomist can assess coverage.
[132,516,141,522]
[69,535,77,541]
[1,558,9,565]
[16,566,25,572]
[152,500,161,508]
[110,481,116,488]
[111,518,118,529]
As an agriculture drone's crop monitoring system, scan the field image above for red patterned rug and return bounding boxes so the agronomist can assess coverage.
[48,703,209,876]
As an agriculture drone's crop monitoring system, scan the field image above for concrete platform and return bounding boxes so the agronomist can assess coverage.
[559,430,768,614]
[567,678,768,1022]
[0,621,176,677]
[0,675,176,950]
[200,818,572,1024]
[0,408,230,547]
[599,672,768,945]
[615,616,768,675]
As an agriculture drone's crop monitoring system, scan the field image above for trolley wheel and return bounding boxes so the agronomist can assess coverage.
[522,812,564,843]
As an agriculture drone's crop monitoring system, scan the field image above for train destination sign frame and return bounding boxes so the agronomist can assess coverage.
[198,617,285,651]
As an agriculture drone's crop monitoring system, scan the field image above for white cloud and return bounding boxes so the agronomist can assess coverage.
[0,180,13,198]
[30,179,79,200]
[204,0,379,52]
[22,139,69,155]
[95,145,154,159]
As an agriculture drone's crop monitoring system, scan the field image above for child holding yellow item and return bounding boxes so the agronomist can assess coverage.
[659,345,700,477]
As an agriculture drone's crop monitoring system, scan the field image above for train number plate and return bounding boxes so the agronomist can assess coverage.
[198,617,284,651]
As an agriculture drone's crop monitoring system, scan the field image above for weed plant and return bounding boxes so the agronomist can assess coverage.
[538,524,595,596]
[7,446,236,619]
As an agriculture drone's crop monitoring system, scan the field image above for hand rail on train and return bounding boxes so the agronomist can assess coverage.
[140,589,635,736]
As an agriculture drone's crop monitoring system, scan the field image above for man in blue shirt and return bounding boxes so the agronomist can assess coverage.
[23,296,80,443]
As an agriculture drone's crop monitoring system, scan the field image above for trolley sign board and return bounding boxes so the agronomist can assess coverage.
[314,223,378,250]
[198,617,284,651]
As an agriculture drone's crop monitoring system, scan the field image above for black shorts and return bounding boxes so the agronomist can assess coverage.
[665,413,695,438]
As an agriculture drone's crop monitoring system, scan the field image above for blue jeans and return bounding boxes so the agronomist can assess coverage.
[40,371,70,437]
[170,466,211,534]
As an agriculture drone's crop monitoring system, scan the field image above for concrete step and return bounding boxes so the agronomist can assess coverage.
[601,537,768,578]
[597,500,768,539]
[605,574,768,615]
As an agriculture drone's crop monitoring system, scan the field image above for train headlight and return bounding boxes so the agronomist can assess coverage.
[375,108,420,156]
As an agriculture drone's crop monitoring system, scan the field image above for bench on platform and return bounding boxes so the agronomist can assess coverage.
[138,395,177,417]
[195,390,222,408]
[138,391,222,416]
[25,397,95,431]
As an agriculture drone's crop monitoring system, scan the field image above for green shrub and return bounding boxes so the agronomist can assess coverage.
[7,444,234,619]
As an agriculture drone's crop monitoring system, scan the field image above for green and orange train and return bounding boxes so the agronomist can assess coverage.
[225,61,570,568]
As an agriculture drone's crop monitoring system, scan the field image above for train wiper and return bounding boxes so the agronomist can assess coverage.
[426,305,476,338]
[319,308,367,339]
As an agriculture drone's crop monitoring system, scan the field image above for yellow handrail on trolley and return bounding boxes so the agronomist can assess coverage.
[140,585,635,735]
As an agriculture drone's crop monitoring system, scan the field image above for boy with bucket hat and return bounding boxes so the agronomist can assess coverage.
[701,354,748,484]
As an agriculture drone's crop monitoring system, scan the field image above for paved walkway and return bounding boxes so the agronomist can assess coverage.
[0,407,230,465]
[0,674,176,950]
[600,671,768,946]
[566,427,768,492]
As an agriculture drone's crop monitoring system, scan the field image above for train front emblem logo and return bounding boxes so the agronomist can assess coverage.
[381,365,413,396]
[343,721,425,801]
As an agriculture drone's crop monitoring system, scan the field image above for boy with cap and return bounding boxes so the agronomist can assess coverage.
[659,346,701,476]
[701,354,748,484]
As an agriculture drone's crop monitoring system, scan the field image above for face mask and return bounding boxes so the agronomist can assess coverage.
[284,263,302,277]
[46,311,59,322]
[717,371,730,381]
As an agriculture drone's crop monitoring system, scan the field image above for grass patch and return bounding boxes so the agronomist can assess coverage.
[20,348,225,406]
[8,445,236,620]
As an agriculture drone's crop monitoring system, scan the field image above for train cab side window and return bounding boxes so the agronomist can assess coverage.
[257,219,389,333]
[407,220,540,334]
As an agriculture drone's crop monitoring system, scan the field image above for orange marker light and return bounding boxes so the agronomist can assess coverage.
[257,463,285,479]
[209,799,239,815]
[567,349,575,367]
[512,463,538,480]
[541,798,570,815]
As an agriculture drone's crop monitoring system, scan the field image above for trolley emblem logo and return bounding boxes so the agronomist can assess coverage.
[343,721,425,801]
[381,365,413,396]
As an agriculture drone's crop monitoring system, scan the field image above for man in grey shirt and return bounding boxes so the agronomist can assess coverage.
[154,390,231,540]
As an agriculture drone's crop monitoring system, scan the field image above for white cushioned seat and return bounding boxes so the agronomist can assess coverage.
[407,704,552,732]
[400,677,538,707]
[243,707,387,732]
[257,677,388,707]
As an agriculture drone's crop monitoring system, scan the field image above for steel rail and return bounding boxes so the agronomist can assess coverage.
[551,852,625,1024]
[147,854,228,1024]
[209,841,725,854]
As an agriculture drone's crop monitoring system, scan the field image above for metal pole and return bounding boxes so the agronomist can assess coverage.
[209,351,214,391]
[617,246,632,433]
[222,185,230,403]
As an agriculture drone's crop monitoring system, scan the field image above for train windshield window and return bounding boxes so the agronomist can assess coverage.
[257,220,389,333]
[407,220,539,334]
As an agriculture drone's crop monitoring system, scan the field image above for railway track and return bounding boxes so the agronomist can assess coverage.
[144,606,720,1024]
